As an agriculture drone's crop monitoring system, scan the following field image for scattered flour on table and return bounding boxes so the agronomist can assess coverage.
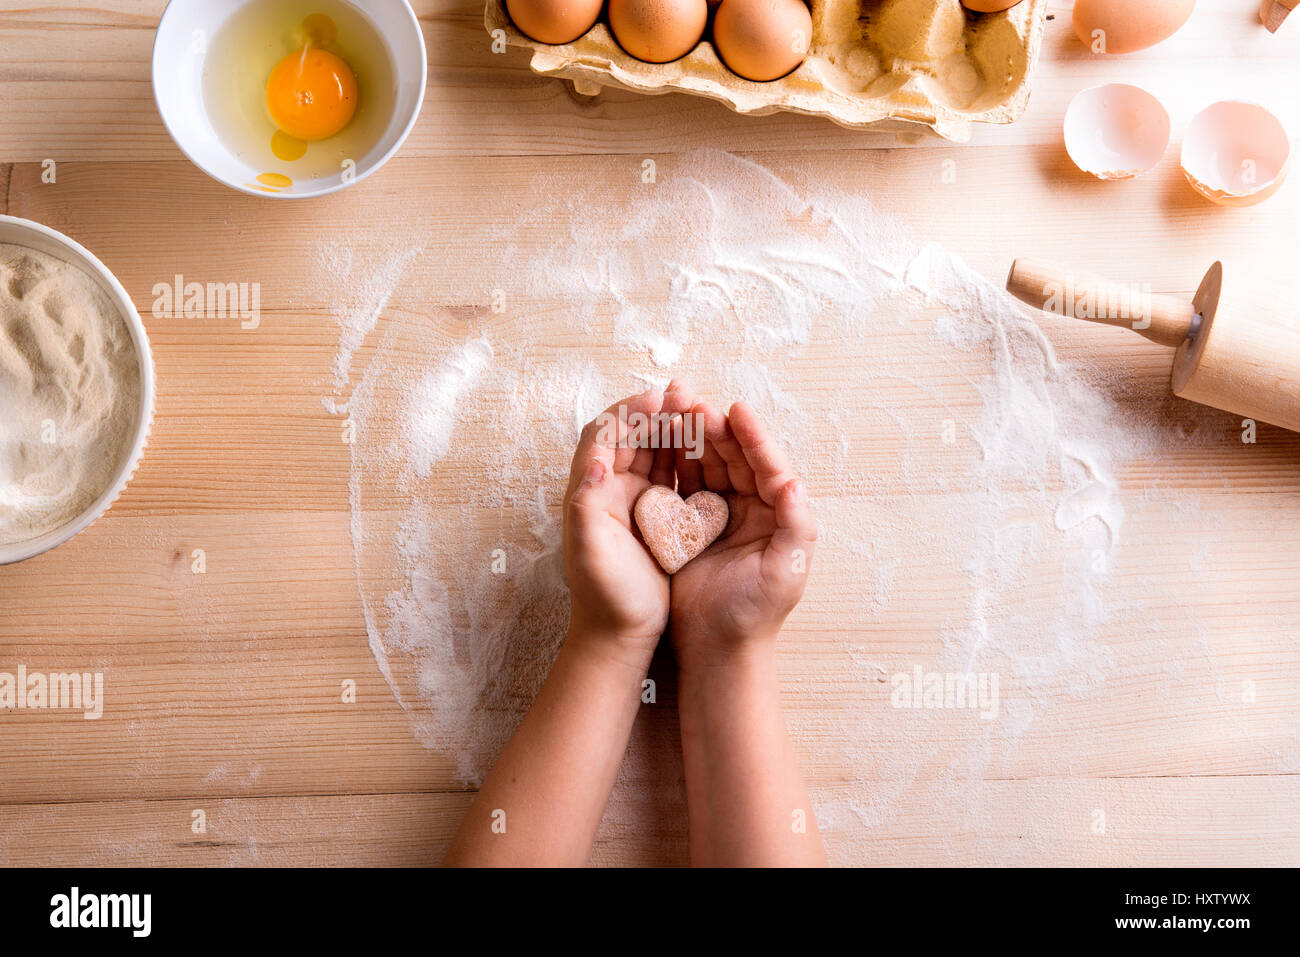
[318,240,423,390]
[319,150,1235,863]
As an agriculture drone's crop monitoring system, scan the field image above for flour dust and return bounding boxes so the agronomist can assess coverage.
[320,150,1229,864]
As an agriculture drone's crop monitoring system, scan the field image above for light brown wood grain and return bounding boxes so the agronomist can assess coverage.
[1,776,1295,867]
[0,0,1297,868]
[0,792,475,867]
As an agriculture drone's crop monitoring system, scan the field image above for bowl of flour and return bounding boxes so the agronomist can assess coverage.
[0,216,155,565]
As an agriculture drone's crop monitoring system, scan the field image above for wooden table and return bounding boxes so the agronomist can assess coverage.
[1,0,1297,867]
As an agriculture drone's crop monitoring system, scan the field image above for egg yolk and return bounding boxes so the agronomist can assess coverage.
[265,47,358,142]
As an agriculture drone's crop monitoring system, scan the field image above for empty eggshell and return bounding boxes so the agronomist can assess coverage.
[1064,83,1171,180]
[608,0,709,63]
[1073,0,1196,54]
[712,0,814,82]
[1181,100,1291,206]
[961,1,1025,11]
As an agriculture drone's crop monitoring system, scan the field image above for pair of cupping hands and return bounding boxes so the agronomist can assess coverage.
[568,378,815,576]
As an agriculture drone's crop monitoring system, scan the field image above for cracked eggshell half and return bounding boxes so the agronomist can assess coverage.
[1181,100,1291,206]
[1064,83,1170,180]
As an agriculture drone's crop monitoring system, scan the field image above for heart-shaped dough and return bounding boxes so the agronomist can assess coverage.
[634,486,729,574]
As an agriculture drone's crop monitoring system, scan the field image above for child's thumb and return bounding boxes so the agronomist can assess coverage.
[768,479,817,579]
[568,457,610,511]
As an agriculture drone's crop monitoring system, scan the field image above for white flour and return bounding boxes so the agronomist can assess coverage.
[402,337,494,480]
[321,150,1234,863]
[0,244,140,546]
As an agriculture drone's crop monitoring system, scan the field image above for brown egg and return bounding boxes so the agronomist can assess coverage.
[1073,0,1196,54]
[609,0,709,63]
[961,0,1024,10]
[712,0,813,81]
[506,0,604,45]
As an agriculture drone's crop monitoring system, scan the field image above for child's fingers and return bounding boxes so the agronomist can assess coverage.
[649,444,675,489]
[675,421,706,498]
[765,478,817,582]
[650,378,697,488]
[621,388,668,477]
[673,400,709,496]
[728,401,798,506]
[568,388,664,495]
[662,377,697,416]
[685,400,732,493]
[703,402,757,495]
[698,440,733,494]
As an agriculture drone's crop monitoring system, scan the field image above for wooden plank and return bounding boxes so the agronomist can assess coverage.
[0,511,455,804]
[6,154,1300,519]
[10,149,1300,314]
[1,776,1294,867]
[2,487,1297,806]
[813,776,1300,867]
[0,792,473,867]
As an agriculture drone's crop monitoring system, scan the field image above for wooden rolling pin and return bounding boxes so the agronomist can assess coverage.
[1261,0,1297,33]
[1006,258,1300,433]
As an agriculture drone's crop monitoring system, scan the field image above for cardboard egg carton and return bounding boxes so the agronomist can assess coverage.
[484,0,1050,141]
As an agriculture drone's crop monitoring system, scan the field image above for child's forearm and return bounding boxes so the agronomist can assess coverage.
[677,646,827,867]
[442,627,654,867]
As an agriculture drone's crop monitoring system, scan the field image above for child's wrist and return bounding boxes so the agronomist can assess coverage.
[564,621,660,674]
[673,631,780,677]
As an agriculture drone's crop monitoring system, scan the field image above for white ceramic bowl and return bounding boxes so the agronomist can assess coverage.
[0,216,156,566]
[153,0,427,199]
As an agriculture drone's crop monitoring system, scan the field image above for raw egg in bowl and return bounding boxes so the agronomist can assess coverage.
[153,0,426,199]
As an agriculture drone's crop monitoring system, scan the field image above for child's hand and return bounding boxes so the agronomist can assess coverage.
[451,386,822,868]
[449,385,698,866]
[564,383,697,661]
[669,400,817,670]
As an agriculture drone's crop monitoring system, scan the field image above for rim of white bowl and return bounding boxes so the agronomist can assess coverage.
[0,216,157,566]
[152,0,428,200]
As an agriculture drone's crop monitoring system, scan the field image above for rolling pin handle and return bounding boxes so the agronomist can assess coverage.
[1005,258,1196,349]
[1261,0,1298,33]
